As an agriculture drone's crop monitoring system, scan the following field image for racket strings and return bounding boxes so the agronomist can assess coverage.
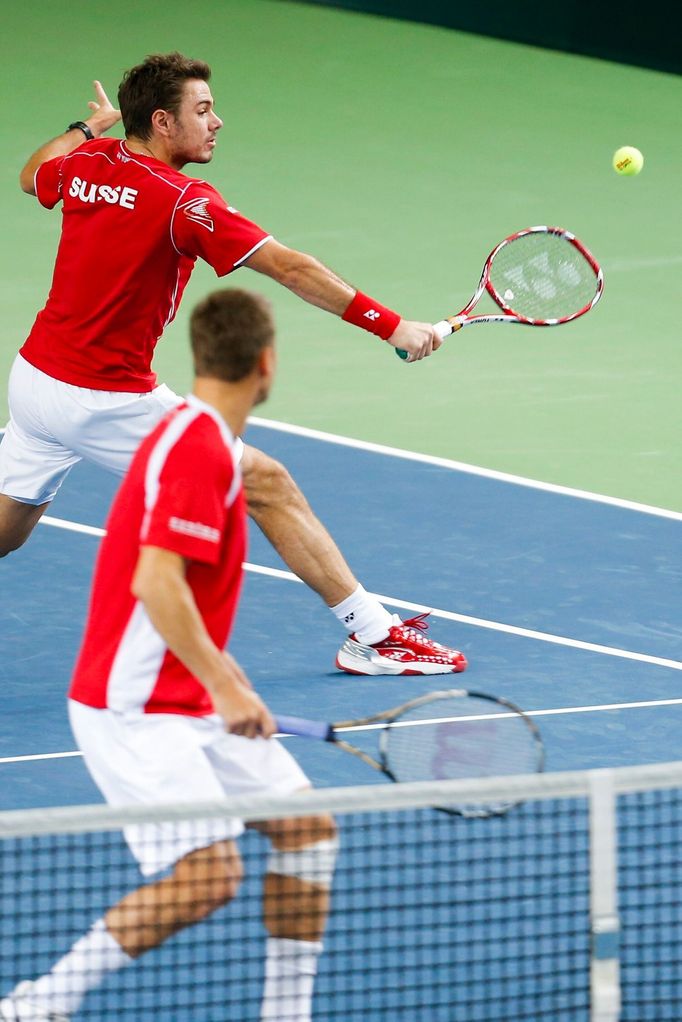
[383,696,541,784]
[488,232,600,321]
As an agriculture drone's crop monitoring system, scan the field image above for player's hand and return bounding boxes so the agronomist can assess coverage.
[84,80,121,136]
[388,320,442,362]
[216,680,276,740]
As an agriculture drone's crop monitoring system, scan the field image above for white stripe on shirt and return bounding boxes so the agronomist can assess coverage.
[107,601,167,713]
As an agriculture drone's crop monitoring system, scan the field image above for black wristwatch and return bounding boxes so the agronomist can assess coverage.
[67,121,94,141]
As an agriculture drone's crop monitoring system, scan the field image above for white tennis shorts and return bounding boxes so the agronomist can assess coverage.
[69,701,310,877]
[0,355,242,505]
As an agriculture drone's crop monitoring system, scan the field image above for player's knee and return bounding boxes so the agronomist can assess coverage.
[242,448,302,517]
[267,815,339,887]
[0,499,45,557]
[0,531,29,558]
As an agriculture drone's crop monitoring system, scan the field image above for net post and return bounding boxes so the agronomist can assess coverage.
[589,769,621,1022]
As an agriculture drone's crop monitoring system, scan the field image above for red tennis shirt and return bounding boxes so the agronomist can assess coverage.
[21,138,271,392]
[69,395,246,716]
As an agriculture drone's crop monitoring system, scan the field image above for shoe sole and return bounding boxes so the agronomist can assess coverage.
[336,653,468,676]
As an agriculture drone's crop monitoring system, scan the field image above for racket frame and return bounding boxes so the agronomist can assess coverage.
[277,689,545,817]
[435,225,604,338]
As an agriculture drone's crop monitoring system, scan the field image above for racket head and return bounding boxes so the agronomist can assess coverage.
[378,689,544,818]
[482,226,603,326]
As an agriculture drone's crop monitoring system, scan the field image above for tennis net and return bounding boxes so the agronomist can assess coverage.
[1,762,681,1021]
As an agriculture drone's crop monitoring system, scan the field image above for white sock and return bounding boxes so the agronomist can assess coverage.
[260,936,323,1022]
[330,584,393,645]
[27,918,132,1016]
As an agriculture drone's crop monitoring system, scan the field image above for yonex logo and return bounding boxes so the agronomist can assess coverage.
[343,612,355,625]
[364,309,381,321]
[180,197,215,232]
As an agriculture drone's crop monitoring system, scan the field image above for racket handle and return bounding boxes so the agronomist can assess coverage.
[395,319,454,359]
[434,319,454,339]
[276,715,334,741]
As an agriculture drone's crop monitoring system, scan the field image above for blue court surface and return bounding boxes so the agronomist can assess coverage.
[1,421,681,1022]
[0,420,680,810]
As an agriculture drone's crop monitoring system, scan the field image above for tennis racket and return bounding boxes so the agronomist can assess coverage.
[397,225,603,359]
[277,689,544,818]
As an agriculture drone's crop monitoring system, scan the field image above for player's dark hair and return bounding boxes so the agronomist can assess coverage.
[190,289,275,382]
[118,52,211,140]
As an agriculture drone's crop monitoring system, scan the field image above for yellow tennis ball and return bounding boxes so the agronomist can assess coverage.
[612,146,644,176]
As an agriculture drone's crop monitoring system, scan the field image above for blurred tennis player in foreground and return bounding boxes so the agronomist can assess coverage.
[0,52,467,677]
[0,288,337,1022]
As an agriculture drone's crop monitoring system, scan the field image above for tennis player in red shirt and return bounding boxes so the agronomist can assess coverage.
[0,52,467,677]
[0,288,338,1022]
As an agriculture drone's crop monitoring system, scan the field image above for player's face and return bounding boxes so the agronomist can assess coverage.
[167,79,223,167]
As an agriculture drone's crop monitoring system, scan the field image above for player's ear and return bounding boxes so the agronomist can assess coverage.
[259,344,276,381]
[150,108,173,137]
[255,344,276,400]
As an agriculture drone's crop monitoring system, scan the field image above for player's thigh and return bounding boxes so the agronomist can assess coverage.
[0,417,79,506]
[63,383,182,476]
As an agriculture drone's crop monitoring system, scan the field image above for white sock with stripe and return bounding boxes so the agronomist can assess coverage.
[260,936,323,1022]
[331,584,394,645]
[24,918,132,1016]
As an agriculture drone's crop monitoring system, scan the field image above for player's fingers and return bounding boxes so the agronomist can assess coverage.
[260,709,276,739]
[413,335,434,362]
[231,717,256,738]
[93,80,111,105]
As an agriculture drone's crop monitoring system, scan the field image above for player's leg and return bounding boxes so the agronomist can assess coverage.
[241,444,468,675]
[105,838,244,954]
[202,716,335,1022]
[0,357,82,556]
[242,444,361,606]
[0,495,50,557]
[0,839,243,1021]
[249,813,338,1022]
[0,705,251,1020]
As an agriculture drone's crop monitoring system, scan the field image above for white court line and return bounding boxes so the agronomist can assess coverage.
[248,416,682,522]
[5,422,682,520]
[6,696,682,766]
[38,514,682,671]
[606,254,682,271]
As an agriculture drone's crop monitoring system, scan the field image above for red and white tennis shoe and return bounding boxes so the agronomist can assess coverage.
[336,613,468,676]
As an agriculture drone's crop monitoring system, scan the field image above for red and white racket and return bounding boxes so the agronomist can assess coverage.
[398,225,603,358]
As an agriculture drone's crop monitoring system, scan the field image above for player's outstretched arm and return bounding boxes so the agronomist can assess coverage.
[244,238,441,361]
[131,545,276,739]
[19,80,121,194]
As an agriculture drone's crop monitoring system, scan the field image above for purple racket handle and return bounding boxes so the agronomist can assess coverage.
[276,715,334,741]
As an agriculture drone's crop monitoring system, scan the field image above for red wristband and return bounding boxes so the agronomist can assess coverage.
[341,291,401,340]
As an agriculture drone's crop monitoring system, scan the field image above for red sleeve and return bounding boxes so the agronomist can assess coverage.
[142,423,236,565]
[34,155,66,209]
[171,182,272,276]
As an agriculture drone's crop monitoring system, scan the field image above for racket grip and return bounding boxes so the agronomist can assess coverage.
[394,319,454,359]
[276,715,333,741]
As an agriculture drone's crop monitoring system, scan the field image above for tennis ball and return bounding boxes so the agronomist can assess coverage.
[612,146,644,176]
